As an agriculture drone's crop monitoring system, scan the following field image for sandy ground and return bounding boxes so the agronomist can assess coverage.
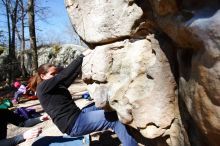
[7,80,120,146]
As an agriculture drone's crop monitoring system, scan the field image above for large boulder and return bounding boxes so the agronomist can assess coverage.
[19,44,86,74]
[65,0,143,43]
[148,1,220,145]
[177,10,220,144]
[66,0,220,145]
[82,35,187,145]
[37,44,86,66]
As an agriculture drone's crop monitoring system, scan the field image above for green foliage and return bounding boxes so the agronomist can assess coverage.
[52,44,61,55]
[47,44,61,59]
[0,46,5,55]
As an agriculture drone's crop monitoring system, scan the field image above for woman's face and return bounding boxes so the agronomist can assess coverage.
[40,66,58,80]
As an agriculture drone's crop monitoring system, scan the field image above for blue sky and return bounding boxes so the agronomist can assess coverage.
[37,0,69,35]
[36,0,79,44]
[0,0,80,46]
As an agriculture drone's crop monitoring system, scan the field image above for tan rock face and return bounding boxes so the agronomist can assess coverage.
[152,2,220,145]
[82,35,178,141]
[65,0,143,43]
[178,46,220,145]
[149,0,178,16]
[66,0,220,145]
[139,0,220,145]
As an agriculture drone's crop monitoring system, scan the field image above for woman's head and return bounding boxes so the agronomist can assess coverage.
[28,63,57,92]
[38,64,58,80]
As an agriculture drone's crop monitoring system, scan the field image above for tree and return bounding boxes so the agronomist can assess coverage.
[10,0,18,58]
[16,0,28,77]
[2,0,19,58]
[27,0,37,73]
[15,0,50,76]
[1,0,11,55]
[1,0,20,83]
[1,0,51,80]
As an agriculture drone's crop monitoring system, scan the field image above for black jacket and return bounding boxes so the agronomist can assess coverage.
[36,55,84,134]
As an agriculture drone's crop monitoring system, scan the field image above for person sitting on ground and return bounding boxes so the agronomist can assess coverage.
[28,50,138,146]
[0,108,49,146]
[12,81,27,103]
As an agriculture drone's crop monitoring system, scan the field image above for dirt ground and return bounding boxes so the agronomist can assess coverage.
[6,80,120,146]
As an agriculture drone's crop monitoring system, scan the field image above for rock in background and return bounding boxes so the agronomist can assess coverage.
[65,0,220,146]
[19,44,86,74]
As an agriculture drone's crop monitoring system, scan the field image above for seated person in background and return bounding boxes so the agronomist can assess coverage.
[0,109,49,146]
[13,81,27,103]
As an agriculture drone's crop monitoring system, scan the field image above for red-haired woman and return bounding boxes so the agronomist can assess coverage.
[29,51,137,146]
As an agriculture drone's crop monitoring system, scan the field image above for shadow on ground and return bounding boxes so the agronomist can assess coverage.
[90,130,121,146]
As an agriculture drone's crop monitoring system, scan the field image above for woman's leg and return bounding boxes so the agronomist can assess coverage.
[69,110,137,146]
[14,91,23,102]
[81,102,101,113]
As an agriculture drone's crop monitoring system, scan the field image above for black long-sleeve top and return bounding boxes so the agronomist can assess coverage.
[36,55,84,134]
[0,109,42,146]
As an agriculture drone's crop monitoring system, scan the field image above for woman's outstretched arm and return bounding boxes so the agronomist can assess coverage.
[38,54,84,93]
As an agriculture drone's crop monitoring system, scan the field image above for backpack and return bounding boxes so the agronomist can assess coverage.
[0,99,13,109]
[14,107,40,119]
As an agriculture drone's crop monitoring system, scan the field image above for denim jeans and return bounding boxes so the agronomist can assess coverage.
[32,134,90,146]
[69,103,138,146]
[14,90,23,101]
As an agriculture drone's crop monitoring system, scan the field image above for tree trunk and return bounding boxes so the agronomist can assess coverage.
[19,0,28,77]
[4,0,12,54]
[2,0,18,83]
[10,0,18,59]
[28,0,38,73]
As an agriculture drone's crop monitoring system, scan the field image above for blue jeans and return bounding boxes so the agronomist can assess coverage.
[69,103,137,146]
[32,134,90,146]
[14,90,23,101]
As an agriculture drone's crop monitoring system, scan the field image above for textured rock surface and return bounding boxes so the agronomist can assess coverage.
[37,44,85,66]
[149,1,220,145]
[65,0,143,43]
[82,35,186,145]
[66,0,220,145]
[18,44,86,74]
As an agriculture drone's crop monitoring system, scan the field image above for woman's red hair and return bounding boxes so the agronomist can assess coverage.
[28,63,55,92]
